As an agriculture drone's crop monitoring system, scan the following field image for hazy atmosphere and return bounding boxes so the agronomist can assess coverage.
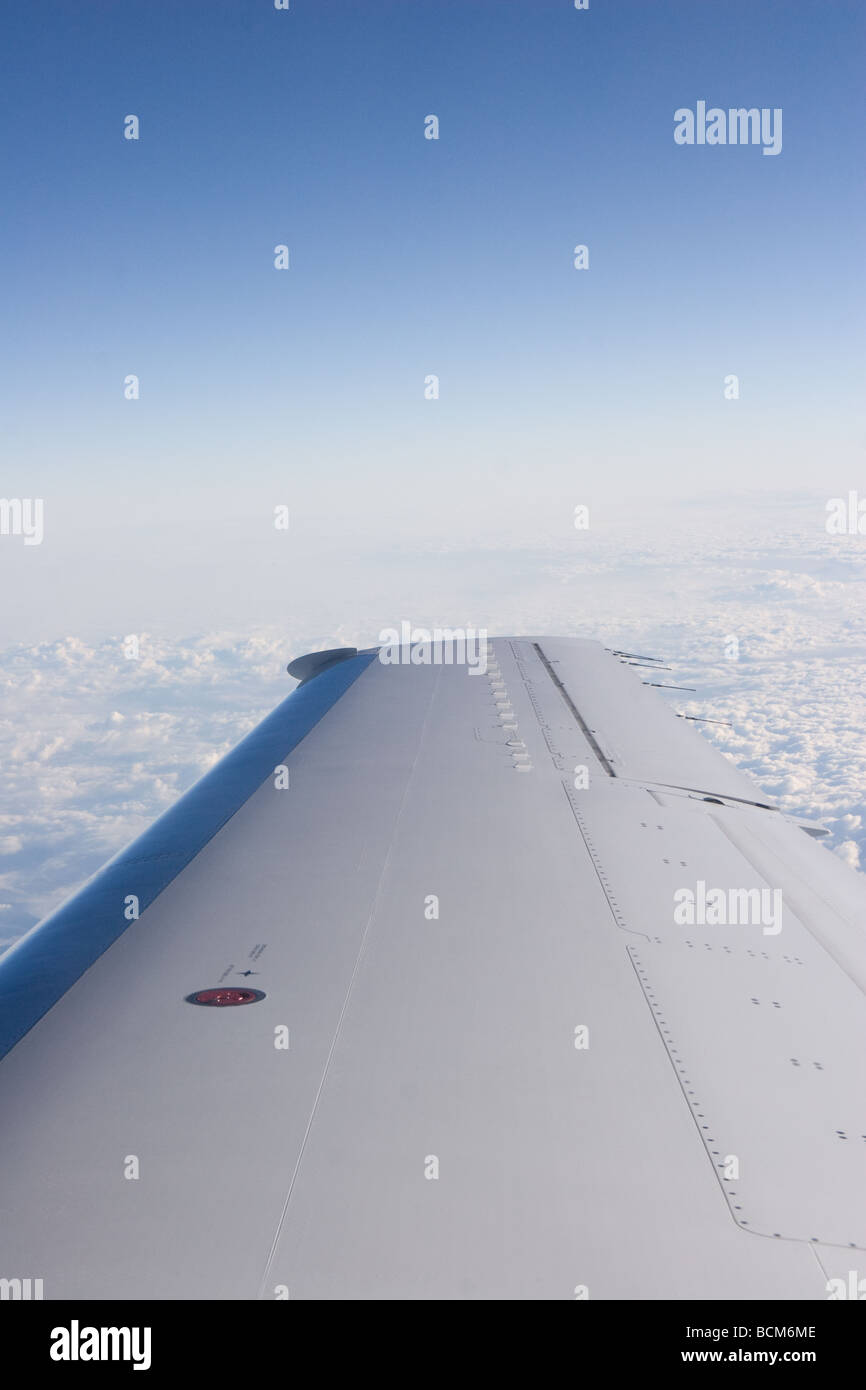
[2,1,864,944]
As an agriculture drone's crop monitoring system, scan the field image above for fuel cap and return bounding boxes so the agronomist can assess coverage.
[185,987,266,1007]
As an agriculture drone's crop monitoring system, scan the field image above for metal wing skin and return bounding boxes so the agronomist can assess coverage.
[0,637,864,1300]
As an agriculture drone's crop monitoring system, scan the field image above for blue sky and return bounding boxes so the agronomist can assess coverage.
[2,0,863,570]
[1,4,865,936]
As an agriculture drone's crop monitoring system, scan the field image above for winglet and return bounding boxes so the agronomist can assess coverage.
[287,647,359,684]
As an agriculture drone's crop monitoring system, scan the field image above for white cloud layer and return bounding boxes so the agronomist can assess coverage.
[2,493,864,950]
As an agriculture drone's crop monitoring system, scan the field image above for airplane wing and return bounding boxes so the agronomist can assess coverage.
[1,636,864,1300]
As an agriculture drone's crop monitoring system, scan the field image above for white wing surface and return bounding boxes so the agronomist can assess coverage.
[0,637,864,1299]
